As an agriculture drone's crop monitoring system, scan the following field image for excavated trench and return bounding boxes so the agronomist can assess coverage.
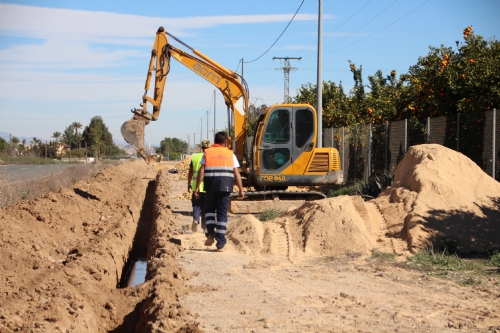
[0,161,200,333]
[119,180,155,288]
[109,169,200,332]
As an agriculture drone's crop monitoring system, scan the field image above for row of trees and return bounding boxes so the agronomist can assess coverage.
[156,137,188,161]
[292,27,499,129]
[1,116,125,159]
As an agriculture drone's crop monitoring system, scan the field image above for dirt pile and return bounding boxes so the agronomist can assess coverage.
[375,144,500,253]
[285,196,382,257]
[227,196,384,259]
[175,157,192,179]
[226,215,267,255]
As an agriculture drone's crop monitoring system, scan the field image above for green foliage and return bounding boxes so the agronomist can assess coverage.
[292,28,499,130]
[158,137,188,160]
[325,183,361,197]
[81,116,120,157]
[259,208,282,222]
[0,156,61,165]
[245,103,267,136]
[407,250,478,272]
[488,250,500,267]
[63,126,76,148]
[371,250,396,261]
[0,137,7,154]
[460,276,482,286]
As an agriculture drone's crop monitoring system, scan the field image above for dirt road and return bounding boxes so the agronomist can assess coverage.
[166,170,500,333]
[1,146,499,333]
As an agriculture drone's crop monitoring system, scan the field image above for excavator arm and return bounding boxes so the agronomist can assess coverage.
[121,26,249,161]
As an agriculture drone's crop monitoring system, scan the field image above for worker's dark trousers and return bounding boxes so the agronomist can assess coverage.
[191,192,206,229]
[204,191,230,249]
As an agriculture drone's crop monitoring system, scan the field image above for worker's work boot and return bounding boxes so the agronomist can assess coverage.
[191,221,198,233]
[204,235,215,246]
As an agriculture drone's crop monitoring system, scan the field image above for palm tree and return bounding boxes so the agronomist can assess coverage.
[52,131,62,143]
[71,122,83,150]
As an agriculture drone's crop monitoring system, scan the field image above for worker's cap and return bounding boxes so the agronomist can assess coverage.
[201,140,212,149]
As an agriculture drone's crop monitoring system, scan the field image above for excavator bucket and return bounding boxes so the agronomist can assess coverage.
[121,115,148,160]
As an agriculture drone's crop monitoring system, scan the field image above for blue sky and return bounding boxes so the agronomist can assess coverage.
[0,0,499,147]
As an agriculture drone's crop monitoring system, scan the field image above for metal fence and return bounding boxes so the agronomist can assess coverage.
[323,109,499,183]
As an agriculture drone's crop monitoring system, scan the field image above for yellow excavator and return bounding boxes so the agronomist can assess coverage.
[122,27,342,199]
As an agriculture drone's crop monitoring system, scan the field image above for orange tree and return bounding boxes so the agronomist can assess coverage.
[292,80,350,128]
[403,27,499,116]
[292,27,499,172]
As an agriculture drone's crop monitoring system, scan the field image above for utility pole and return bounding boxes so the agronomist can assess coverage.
[206,110,209,140]
[187,134,190,154]
[317,0,323,148]
[273,56,301,103]
[200,117,203,146]
[193,133,196,152]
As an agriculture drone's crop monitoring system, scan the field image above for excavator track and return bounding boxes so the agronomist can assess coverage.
[230,190,326,201]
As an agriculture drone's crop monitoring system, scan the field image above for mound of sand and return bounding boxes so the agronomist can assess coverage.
[227,215,266,255]
[286,196,381,257]
[375,144,500,253]
[227,197,384,259]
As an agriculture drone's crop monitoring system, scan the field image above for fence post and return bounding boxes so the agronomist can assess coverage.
[493,108,496,179]
[368,123,372,180]
[426,117,430,144]
[385,121,389,172]
[457,113,460,152]
[342,127,345,183]
[405,119,408,153]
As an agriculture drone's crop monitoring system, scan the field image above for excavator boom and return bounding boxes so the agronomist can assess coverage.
[121,27,249,162]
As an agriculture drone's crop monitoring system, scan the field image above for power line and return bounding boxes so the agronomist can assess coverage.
[290,0,371,56]
[244,0,304,64]
[323,0,371,39]
[322,0,429,57]
[302,0,398,58]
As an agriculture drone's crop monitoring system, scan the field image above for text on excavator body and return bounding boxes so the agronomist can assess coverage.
[192,63,220,85]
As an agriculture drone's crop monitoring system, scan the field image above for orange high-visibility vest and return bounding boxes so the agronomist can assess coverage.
[203,144,234,192]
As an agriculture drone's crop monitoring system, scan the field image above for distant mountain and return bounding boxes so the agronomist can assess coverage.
[113,138,129,146]
[0,131,47,143]
[0,131,147,148]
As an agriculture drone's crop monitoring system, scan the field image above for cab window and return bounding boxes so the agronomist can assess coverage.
[263,110,290,143]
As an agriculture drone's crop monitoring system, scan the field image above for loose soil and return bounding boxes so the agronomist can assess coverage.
[1,144,500,332]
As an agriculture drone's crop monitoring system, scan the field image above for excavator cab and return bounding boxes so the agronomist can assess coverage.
[250,104,342,190]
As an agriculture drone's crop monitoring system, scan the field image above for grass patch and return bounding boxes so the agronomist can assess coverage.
[488,250,500,267]
[321,255,337,262]
[325,183,361,197]
[345,251,363,258]
[0,156,62,165]
[371,250,396,261]
[406,250,479,272]
[259,208,282,222]
[460,276,482,286]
